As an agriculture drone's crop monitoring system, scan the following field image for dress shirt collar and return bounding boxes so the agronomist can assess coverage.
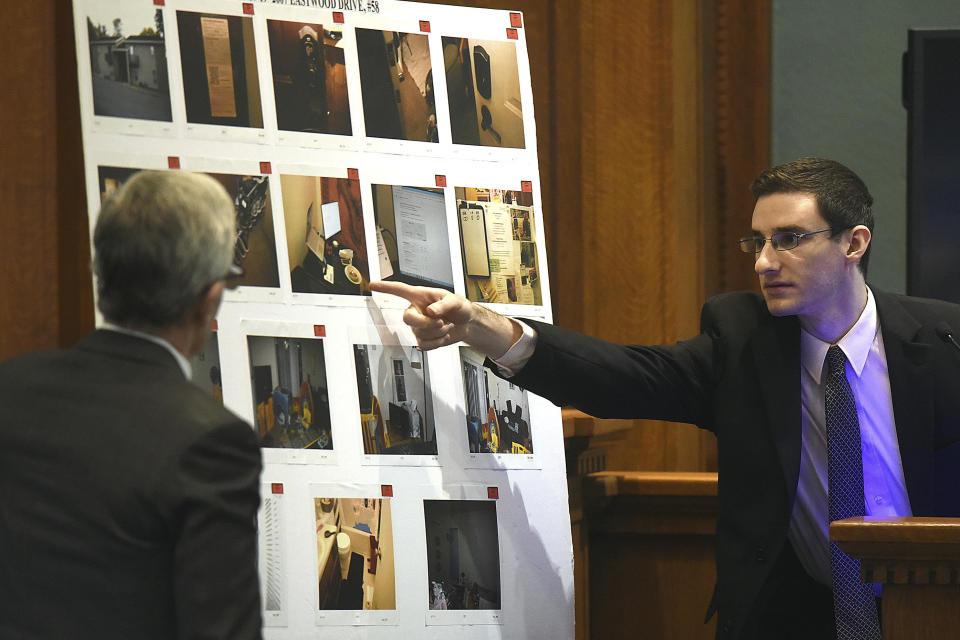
[100,322,192,379]
[801,286,878,383]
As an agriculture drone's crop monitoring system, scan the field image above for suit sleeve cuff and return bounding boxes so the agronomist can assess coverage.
[489,319,538,377]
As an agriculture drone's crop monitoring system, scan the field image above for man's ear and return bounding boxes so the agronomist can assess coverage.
[846,225,871,263]
[194,281,224,328]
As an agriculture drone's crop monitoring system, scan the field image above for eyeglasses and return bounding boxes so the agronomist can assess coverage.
[223,263,245,289]
[738,227,834,254]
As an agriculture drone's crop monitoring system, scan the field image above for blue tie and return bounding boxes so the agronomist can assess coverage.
[825,345,882,639]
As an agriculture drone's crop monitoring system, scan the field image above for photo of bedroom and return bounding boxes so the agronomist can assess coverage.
[247,335,332,450]
[352,343,436,456]
[356,29,438,143]
[424,499,501,611]
[460,346,532,454]
[313,496,395,611]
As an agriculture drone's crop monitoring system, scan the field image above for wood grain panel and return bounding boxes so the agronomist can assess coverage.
[0,0,90,359]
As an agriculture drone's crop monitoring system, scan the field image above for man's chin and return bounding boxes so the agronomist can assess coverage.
[762,296,796,317]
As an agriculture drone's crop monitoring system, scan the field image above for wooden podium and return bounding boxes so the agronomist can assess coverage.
[831,517,960,639]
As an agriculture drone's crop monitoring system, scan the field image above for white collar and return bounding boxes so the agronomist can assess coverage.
[800,286,878,383]
[101,322,192,379]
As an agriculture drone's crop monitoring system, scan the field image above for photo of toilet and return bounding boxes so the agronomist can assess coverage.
[313,496,395,611]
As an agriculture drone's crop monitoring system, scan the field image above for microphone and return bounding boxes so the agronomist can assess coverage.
[935,322,960,353]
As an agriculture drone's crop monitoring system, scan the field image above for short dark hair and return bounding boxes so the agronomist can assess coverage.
[93,171,236,329]
[751,158,874,275]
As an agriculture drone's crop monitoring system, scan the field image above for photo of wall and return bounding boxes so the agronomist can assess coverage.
[442,37,524,148]
[424,500,501,610]
[206,172,279,289]
[314,497,395,610]
[281,174,369,296]
[189,331,223,404]
[460,346,531,454]
[352,343,436,455]
[176,11,263,128]
[356,29,437,143]
[371,184,453,291]
[456,187,541,305]
[267,20,352,136]
[247,335,332,450]
[86,2,171,121]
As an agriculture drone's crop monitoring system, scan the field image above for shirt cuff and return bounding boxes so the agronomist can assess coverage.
[490,319,537,377]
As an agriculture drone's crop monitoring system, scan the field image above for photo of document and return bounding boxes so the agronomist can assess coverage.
[313,496,395,611]
[456,187,541,305]
[176,11,263,128]
[357,29,438,143]
[372,184,454,291]
[352,343,436,456]
[267,20,352,136]
[247,335,332,450]
[84,2,172,122]
[424,499,501,611]
[460,346,532,454]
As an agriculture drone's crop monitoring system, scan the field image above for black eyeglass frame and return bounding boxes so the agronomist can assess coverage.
[738,227,836,254]
[223,263,245,289]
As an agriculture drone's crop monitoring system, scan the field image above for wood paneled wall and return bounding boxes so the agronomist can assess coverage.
[0,1,92,361]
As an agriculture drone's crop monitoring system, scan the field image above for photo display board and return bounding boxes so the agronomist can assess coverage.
[74,1,573,638]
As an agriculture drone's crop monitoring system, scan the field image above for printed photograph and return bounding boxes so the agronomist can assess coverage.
[460,346,532,454]
[248,335,332,450]
[98,168,279,289]
[314,497,395,610]
[442,37,524,148]
[280,174,369,296]
[86,3,171,121]
[189,331,223,404]
[267,20,352,136]
[207,172,279,289]
[424,500,501,610]
[176,11,263,128]
[352,343,436,456]
[356,29,438,143]
[456,187,541,305]
[371,184,453,291]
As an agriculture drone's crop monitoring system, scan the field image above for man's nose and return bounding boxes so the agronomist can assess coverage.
[754,241,779,275]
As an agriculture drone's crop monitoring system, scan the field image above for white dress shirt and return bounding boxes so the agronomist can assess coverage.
[495,287,913,589]
[789,286,912,586]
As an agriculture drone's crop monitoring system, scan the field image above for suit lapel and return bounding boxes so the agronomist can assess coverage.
[875,291,935,515]
[752,314,802,507]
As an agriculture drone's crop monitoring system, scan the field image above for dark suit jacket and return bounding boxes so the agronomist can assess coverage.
[0,330,263,639]
[499,290,960,639]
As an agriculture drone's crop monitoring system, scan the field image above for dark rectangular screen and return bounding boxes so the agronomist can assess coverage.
[905,29,960,303]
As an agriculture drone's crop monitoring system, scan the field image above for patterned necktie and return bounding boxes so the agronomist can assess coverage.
[825,345,882,639]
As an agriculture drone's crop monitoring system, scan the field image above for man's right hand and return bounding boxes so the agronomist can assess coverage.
[369,281,521,358]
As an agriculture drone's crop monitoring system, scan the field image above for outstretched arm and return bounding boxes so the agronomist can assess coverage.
[370,281,522,359]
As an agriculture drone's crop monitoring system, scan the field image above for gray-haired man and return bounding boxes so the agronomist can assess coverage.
[0,171,262,639]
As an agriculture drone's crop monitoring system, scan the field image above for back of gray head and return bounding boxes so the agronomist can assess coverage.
[93,171,236,329]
